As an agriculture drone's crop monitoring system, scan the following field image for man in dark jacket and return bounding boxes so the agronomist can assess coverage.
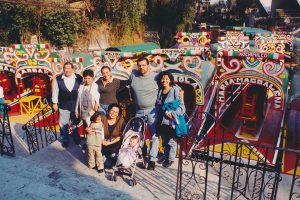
[52,62,83,148]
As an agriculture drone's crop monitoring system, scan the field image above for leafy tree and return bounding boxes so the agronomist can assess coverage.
[106,0,146,38]
[0,3,34,45]
[40,9,87,47]
[236,0,255,21]
[147,0,196,47]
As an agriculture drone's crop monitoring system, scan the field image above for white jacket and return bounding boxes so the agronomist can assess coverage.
[75,82,100,121]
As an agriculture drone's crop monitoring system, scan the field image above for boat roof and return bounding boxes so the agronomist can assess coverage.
[112,42,160,53]
[200,60,216,89]
[225,26,271,36]
[70,52,94,68]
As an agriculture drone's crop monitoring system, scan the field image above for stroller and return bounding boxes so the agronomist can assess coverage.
[111,116,146,186]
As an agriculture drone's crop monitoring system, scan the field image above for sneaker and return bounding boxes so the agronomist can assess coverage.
[62,142,69,148]
[163,160,174,168]
[147,161,155,170]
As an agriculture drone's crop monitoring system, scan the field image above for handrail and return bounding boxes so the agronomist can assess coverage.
[0,103,15,156]
[22,103,57,155]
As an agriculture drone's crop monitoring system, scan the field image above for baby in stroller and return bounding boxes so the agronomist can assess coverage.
[111,117,146,186]
[117,134,139,168]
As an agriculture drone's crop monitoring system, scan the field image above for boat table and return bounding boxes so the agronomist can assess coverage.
[19,95,43,115]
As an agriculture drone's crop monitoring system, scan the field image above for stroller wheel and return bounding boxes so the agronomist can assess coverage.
[111,174,117,182]
[133,179,137,185]
[128,179,137,187]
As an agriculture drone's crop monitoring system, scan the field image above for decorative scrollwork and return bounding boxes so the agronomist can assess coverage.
[182,56,202,78]
[23,104,57,155]
[177,112,299,200]
[147,55,164,72]
[291,176,300,200]
[262,61,285,84]
[219,57,241,78]
[218,31,250,51]
[52,63,63,75]
[0,104,15,156]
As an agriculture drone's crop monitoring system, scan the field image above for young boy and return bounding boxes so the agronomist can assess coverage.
[86,112,104,173]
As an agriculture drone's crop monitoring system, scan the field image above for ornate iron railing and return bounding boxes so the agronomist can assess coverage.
[22,105,58,155]
[176,111,300,200]
[0,103,15,156]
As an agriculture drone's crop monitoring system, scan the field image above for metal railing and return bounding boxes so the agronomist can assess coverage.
[22,105,58,155]
[0,103,15,156]
[176,111,300,200]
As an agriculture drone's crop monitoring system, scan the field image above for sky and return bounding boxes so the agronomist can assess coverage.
[210,0,300,12]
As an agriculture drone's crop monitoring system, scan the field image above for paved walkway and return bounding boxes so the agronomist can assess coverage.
[1,122,245,200]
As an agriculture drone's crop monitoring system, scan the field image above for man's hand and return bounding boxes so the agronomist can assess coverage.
[53,103,58,112]
[102,140,109,146]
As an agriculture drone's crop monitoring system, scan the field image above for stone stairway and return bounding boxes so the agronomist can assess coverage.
[2,121,245,200]
[0,141,162,200]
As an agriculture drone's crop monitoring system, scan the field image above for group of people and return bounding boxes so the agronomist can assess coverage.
[52,57,186,173]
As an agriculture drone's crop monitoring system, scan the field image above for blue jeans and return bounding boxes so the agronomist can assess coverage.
[158,125,177,161]
[58,108,80,144]
[135,107,159,162]
[99,104,109,115]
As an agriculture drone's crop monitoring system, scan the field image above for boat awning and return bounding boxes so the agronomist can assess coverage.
[112,42,160,53]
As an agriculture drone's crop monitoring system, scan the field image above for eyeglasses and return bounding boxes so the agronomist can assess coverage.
[110,110,119,114]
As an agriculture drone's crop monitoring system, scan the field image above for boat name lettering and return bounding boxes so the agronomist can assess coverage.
[0,65,15,73]
[16,67,52,79]
[238,52,268,58]
[219,77,282,109]
[161,49,186,54]
[104,52,121,57]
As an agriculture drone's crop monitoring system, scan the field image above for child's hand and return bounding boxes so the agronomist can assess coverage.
[86,127,95,134]
[88,110,95,116]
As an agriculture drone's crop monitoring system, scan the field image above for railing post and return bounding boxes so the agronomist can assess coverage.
[175,137,183,199]
[0,103,15,157]
[288,152,300,200]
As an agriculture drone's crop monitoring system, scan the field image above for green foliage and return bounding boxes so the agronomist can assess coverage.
[41,9,87,47]
[236,0,255,21]
[104,0,146,38]
[146,0,197,47]
[0,3,34,45]
[0,0,197,48]
[0,3,87,47]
